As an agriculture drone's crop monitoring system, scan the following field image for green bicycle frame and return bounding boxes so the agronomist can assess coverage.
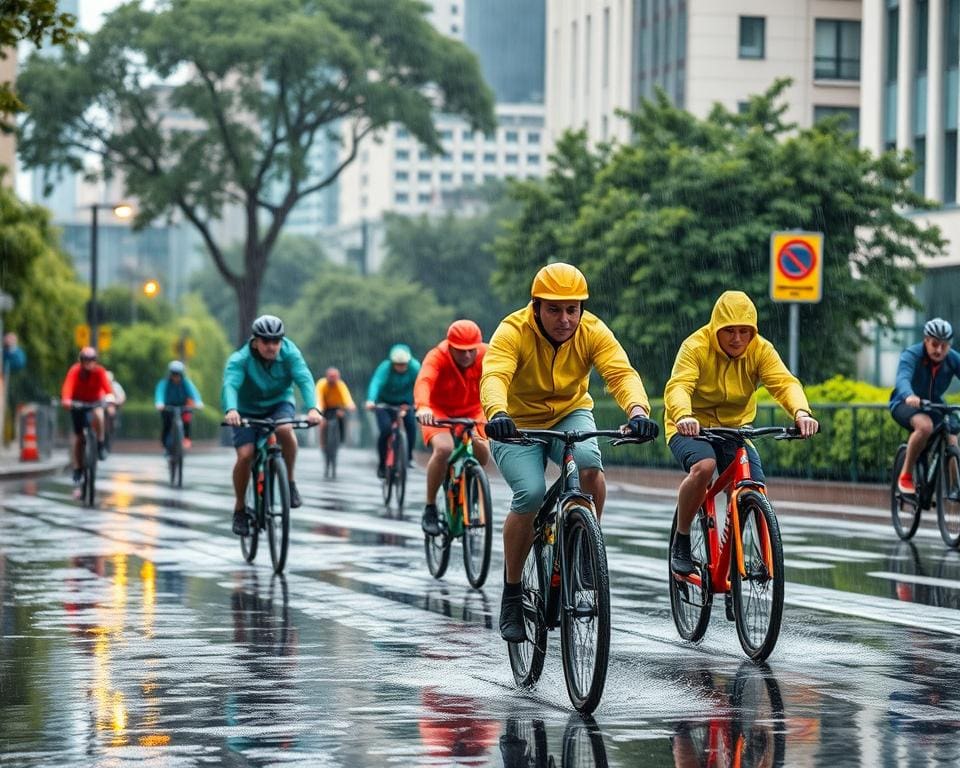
[442,429,478,538]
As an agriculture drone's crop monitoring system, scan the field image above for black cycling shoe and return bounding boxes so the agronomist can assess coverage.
[499,594,527,643]
[232,509,250,536]
[289,481,302,508]
[670,534,695,576]
[72,468,83,484]
[97,441,108,461]
[725,593,735,622]
[376,465,386,479]
[421,503,441,536]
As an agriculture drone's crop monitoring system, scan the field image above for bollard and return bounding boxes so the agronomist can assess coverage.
[19,404,39,461]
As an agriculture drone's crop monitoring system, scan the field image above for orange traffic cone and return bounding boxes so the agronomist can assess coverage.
[20,409,39,462]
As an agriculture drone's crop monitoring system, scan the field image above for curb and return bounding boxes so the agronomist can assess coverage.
[0,456,70,481]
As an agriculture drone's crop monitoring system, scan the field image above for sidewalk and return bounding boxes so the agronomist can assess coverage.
[0,443,70,480]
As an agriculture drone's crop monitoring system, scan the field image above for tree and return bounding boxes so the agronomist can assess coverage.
[382,182,517,336]
[495,81,946,388]
[17,0,496,343]
[190,234,326,335]
[0,0,78,120]
[0,186,86,397]
[287,266,453,392]
[98,284,175,327]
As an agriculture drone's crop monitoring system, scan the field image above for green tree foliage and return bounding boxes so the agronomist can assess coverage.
[0,0,78,120]
[495,81,946,389]
[286,266,453,393]
[190,234,326,334]
[98,284,175,326]
[383,184,517,337]
[17,0,496,344]
[0,187,85,397]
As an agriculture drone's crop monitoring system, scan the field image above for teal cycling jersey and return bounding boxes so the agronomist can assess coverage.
[221,338,317,415]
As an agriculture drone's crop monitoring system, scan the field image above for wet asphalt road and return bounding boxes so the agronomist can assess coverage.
[2,446,960,767]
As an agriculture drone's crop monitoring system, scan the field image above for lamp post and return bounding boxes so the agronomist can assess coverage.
[88,202,134,349]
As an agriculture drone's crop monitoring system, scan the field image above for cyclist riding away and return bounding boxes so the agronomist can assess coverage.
[663,291,818,575]
[61,346,113,493]
[415,319,491,535]
[222,315,322,535]
[316,366,356,450]
[480,262,659,642]
[155,360,204,451]
[366,343,420,478]
[890,317,960,495]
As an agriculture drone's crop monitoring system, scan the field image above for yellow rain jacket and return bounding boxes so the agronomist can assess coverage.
[663,291,810,441]
[481,304,650,427]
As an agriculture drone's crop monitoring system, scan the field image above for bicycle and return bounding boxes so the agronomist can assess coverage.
[498,426,654,715]
[163,405,194,488]
[500,714,608,768]
[890,401,960,547]
[71,400,104,508]
[221,416,312,574]
[377,403,409,509]
[423,418,493,589]
[668,426,807,662]
[320,407,345,479]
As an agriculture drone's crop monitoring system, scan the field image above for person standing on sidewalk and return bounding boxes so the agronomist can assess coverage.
[663,291,818,575]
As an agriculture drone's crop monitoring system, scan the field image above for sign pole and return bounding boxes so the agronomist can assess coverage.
[789,303,799,375]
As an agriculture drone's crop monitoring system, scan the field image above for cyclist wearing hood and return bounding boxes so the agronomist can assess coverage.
[664,291,818,575]
[366,343,421,478]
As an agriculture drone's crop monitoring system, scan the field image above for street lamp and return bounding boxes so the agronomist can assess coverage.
[88,202,134,350]
[142,279,160,298]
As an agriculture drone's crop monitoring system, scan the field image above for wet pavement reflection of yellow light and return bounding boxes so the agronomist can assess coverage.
[107,473,136,510]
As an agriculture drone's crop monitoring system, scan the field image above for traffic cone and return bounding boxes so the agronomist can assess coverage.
[20,409,39,462]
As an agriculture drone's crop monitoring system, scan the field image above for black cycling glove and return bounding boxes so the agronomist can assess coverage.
[486,412,519,440]
[628,415,659,439]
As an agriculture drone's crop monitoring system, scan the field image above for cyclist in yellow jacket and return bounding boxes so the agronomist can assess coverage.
[663,290,818,575]
[315,367,356,450]
[481,262,658,643]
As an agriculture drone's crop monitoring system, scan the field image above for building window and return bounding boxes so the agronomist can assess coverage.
[450,23,459,34]
[527,154,540,165]
[484,173,497,182]
[451,3,458,13]
[738,16,765,60]
[483,152,497,163]
[396,127,409,139]
[813,105,860,143]
[527,131,541,144]
[463,172,475,184]
[946,131,958,204]
[916,1,929,74]
[814,19,861,80]
[394,170,409,182]
[914,137,927,194]
[440,172,453,183]
[440,129,454,141]
[602,7,611,88]
[505,130,519,143]
[462,151,475,162]
[395,149,410,161]
[395,192,409,204]
[418,192,432,203]
[506,153,519,164]
[420,150,432,160]
[418,171,432,182]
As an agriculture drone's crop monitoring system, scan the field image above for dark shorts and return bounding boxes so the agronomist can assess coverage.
[70,409,93,436]
[891,402,960,434]
[232,402,296,448]
[669,433,765,484]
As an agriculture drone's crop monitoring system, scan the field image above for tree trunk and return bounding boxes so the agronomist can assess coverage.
[234,275,262,347]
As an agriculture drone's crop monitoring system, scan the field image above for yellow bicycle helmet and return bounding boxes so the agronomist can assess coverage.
[530,263,589,301]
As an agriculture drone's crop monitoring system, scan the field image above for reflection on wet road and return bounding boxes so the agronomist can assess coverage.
[3,447,960,766]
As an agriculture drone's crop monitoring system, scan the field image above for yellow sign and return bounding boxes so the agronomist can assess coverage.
[75,324,90,348]
[97,325,112,353]
[183,338,196,359]
[770,231,823,303]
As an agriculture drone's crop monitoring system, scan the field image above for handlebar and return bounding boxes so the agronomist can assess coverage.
[220,417,314,430]
[496,427,656,447]
[695,426,813,444]
[68,400,106,409]
[434,417,479,429]
[163,405,197,413]
[919,400,960,413]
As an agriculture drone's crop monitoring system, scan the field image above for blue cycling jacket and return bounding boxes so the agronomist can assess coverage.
[155,375,203,407]
[889,343,960,410]
[221,338,317,415]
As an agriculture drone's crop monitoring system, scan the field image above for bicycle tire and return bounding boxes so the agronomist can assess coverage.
[323,418,340,479]
[240,475,259,563]
[425,480,451,579]
[937,445,960,547]
[891,444,922,540]
[668,508,713,642]
[562,713,609,768]
[83,428,97,508]
[267,456,291,574]
[731,491,784,661]
[559,501,611,715]
[382,431,395,505]
[507,537,548,689]
[394,429,408,509]
[462,462,493,589]
[501,719,549,767]
[169,417,184,488]
[730,663,786,768]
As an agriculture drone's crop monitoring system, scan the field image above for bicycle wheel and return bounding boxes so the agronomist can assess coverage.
[730,663,786,768]
[323,418,340,479]
[462,463,493,589]
[891,444,922,540]
[394,429,408,508]
[240,473,259,563]
[559,501,610,715]
[507,538,548,689]
[500,719,548,767]
[731,491,784,661]
[937,446,960,547]
[266,456,291,574]
[381,432,395,505]
[83,428,97,508]
[169,418,184,488]
[424,485,451,579]
[562,713,609,768]
[668,508,713,642]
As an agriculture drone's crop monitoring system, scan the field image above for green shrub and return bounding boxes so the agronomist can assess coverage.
[113,402,224,441]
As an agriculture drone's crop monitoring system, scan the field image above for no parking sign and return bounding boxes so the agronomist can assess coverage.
[769,231,823,303]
